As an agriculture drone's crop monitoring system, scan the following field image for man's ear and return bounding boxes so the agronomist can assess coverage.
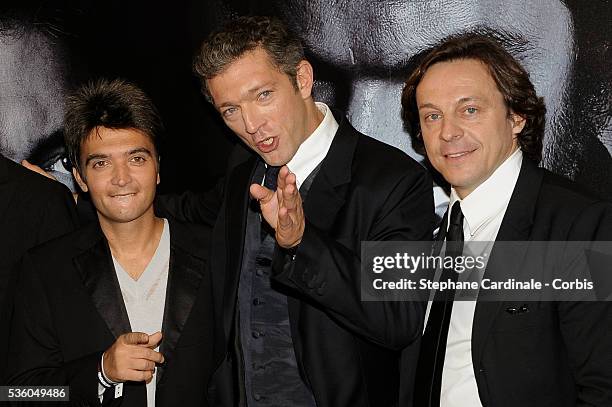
[73,167,88,193]
[295,60,315,100]
[511,112,527,136]
[156,155,161,185]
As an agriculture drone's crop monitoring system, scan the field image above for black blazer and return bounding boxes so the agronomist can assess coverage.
[0,154,78,380]
[158,114,435,406]
[7,219,215,407]
[417,159,612,407]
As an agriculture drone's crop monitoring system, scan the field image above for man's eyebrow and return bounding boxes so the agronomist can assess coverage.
[418,102,439,110]
[457,97,482,104]
[85,148,153,165]
[216,81,276,109]
[246,81,274,95]
[128,147,153,156]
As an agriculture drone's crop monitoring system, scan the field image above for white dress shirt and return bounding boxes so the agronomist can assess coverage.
[437,148,523,407]
[285,102,338,187]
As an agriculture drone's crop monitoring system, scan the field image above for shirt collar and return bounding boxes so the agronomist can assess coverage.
[448,148,523,236]
[285,102,338,187]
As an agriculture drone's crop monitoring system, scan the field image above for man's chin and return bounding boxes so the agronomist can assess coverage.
[97,209,150,225]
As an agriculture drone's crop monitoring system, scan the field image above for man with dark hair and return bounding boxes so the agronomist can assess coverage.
[159,15,433,407]
[8,79,215,407]
[401,33,612,407]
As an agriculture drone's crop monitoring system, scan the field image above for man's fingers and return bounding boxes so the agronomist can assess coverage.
[134,359,156,372]
[282,181,300,209]
[274,168,305,248]
[250,183,275,203]
[134,347,165,364]
[145,331,163,348]
[21,160,57,181]
[122,332,150,345]
[277,166,291,189]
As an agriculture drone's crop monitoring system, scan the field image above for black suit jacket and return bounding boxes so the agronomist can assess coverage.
[0,154,78,380]
[7,219,215,407]
[418,159,612,407]
[158,114,435,406]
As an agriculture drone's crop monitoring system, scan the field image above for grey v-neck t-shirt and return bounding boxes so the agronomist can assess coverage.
[113,218,170,407]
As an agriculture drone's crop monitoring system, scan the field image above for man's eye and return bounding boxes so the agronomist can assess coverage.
[222,107,237,118]
[92,160,107,168]
[426,113,441,121]
[258,90,272,100]
[43,155,72,173]
[131,156,146,163]
[465,107,478,114]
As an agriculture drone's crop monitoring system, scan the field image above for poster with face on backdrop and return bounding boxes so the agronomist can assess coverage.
[1,0,610,207]
[0,0,232,194]
[210,0,611,213]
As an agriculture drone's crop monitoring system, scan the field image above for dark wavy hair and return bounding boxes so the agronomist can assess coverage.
[193,15,304,102]
[401,33,546,163]
[64,78,164,173]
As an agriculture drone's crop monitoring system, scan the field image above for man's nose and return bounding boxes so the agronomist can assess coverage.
[440,115,463,142]
[242,106,265,135]
[111,162,132,187]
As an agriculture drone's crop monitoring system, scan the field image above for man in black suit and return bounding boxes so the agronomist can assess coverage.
[157,15,434,407]
[0,155,78,381]
[8,79,214,406]
[401,34,612,406]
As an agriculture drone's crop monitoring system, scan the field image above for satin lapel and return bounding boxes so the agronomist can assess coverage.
[472,160,542,370]
[301,113,356,231]
[74,235,131,339]
[222,157,257,338]
[157,243,205,382]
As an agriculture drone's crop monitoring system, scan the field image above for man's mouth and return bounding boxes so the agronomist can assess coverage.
[444,148,476,159]
[110,192,137,200]
[256,136,278,153]
[446,152,469,158]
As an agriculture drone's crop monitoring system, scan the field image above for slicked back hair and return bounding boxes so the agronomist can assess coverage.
[64,78,163,173]
[401,33,546,163]
[193,15,305,102]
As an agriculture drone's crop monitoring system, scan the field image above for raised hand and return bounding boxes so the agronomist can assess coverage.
[102,331,164,383]
[250,166,305,248]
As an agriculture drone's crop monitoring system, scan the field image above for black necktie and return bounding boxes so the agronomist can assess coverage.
[260,165,281,239]
[263,165,281,191]
[416,201,464,407]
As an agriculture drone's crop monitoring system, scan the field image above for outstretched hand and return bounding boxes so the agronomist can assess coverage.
[250,166,305,248]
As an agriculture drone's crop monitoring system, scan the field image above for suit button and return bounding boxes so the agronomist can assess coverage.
[256,269,264,277]
[252,330,264,338]
[253,298,263,305]
[253,394,262,401]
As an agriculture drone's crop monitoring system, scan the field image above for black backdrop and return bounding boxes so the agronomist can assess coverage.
[2,0,610,198]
